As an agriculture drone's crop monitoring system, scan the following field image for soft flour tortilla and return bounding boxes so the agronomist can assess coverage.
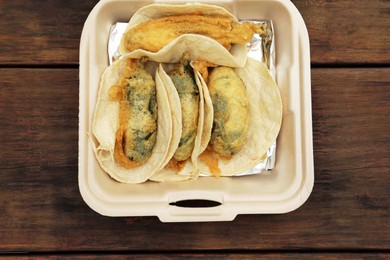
[92,57,172,183]
[149,63,205,182]
[198,58,283,176]
[118,3,247,67]
[194,69,214,156]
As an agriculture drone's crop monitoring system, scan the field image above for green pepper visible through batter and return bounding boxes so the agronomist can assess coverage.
[110,57,157,168]
[208,66,249,158]
[168,53,200,162]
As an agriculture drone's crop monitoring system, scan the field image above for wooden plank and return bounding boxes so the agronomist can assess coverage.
[1,253,390,259]
[0,0,389,65]
[0,68,389,251]
[0,0,98,65]
[293,0,390,64]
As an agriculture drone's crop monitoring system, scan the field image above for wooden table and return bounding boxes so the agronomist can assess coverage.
[1,0,389,258]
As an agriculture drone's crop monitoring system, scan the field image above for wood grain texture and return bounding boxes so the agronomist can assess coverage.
[293,0,390,64]
[2,253,390,259]
[0,0,98,65]
[0,68,389,252]
[0,0,389,65]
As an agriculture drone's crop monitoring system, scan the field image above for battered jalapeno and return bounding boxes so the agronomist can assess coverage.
[208,67,249,157]
[111,57,157,168]
[168,53,199,161]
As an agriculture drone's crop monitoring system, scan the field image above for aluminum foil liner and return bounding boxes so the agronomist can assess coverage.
[107,20,277,174]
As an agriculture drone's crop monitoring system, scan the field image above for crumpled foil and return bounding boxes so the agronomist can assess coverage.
[107,20,277,174]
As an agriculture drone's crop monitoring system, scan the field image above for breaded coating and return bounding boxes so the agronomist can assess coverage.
[208,67,249,157]
[110,57,157,168]
[169,53,199,161]
[124,15,259,52]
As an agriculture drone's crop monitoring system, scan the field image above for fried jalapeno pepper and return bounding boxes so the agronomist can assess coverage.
[124,15,258,53]
[208,67,249,157]
[168,53,200,161]
[110,57,157,168]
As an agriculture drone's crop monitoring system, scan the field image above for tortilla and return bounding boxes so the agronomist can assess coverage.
[149,63,205,182]
[193,69,214,156]
[198,58,282,176]
[92,57,172,183]
[118,3,248,67]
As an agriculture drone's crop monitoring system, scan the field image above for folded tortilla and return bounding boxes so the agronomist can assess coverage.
[92,57,173,183]
[149,63,205,182]
[197,58,283,176]
[118,3,248,67]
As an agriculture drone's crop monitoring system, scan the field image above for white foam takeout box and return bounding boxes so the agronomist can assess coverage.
[79,0,314,222]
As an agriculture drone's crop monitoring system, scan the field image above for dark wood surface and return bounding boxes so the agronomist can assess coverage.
[1,0,389,258]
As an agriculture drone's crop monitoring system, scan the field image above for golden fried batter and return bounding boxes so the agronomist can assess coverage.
[110,57,157,168]
[208,67,249,158]
[192,60,216,82]
[124,15,260,52]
